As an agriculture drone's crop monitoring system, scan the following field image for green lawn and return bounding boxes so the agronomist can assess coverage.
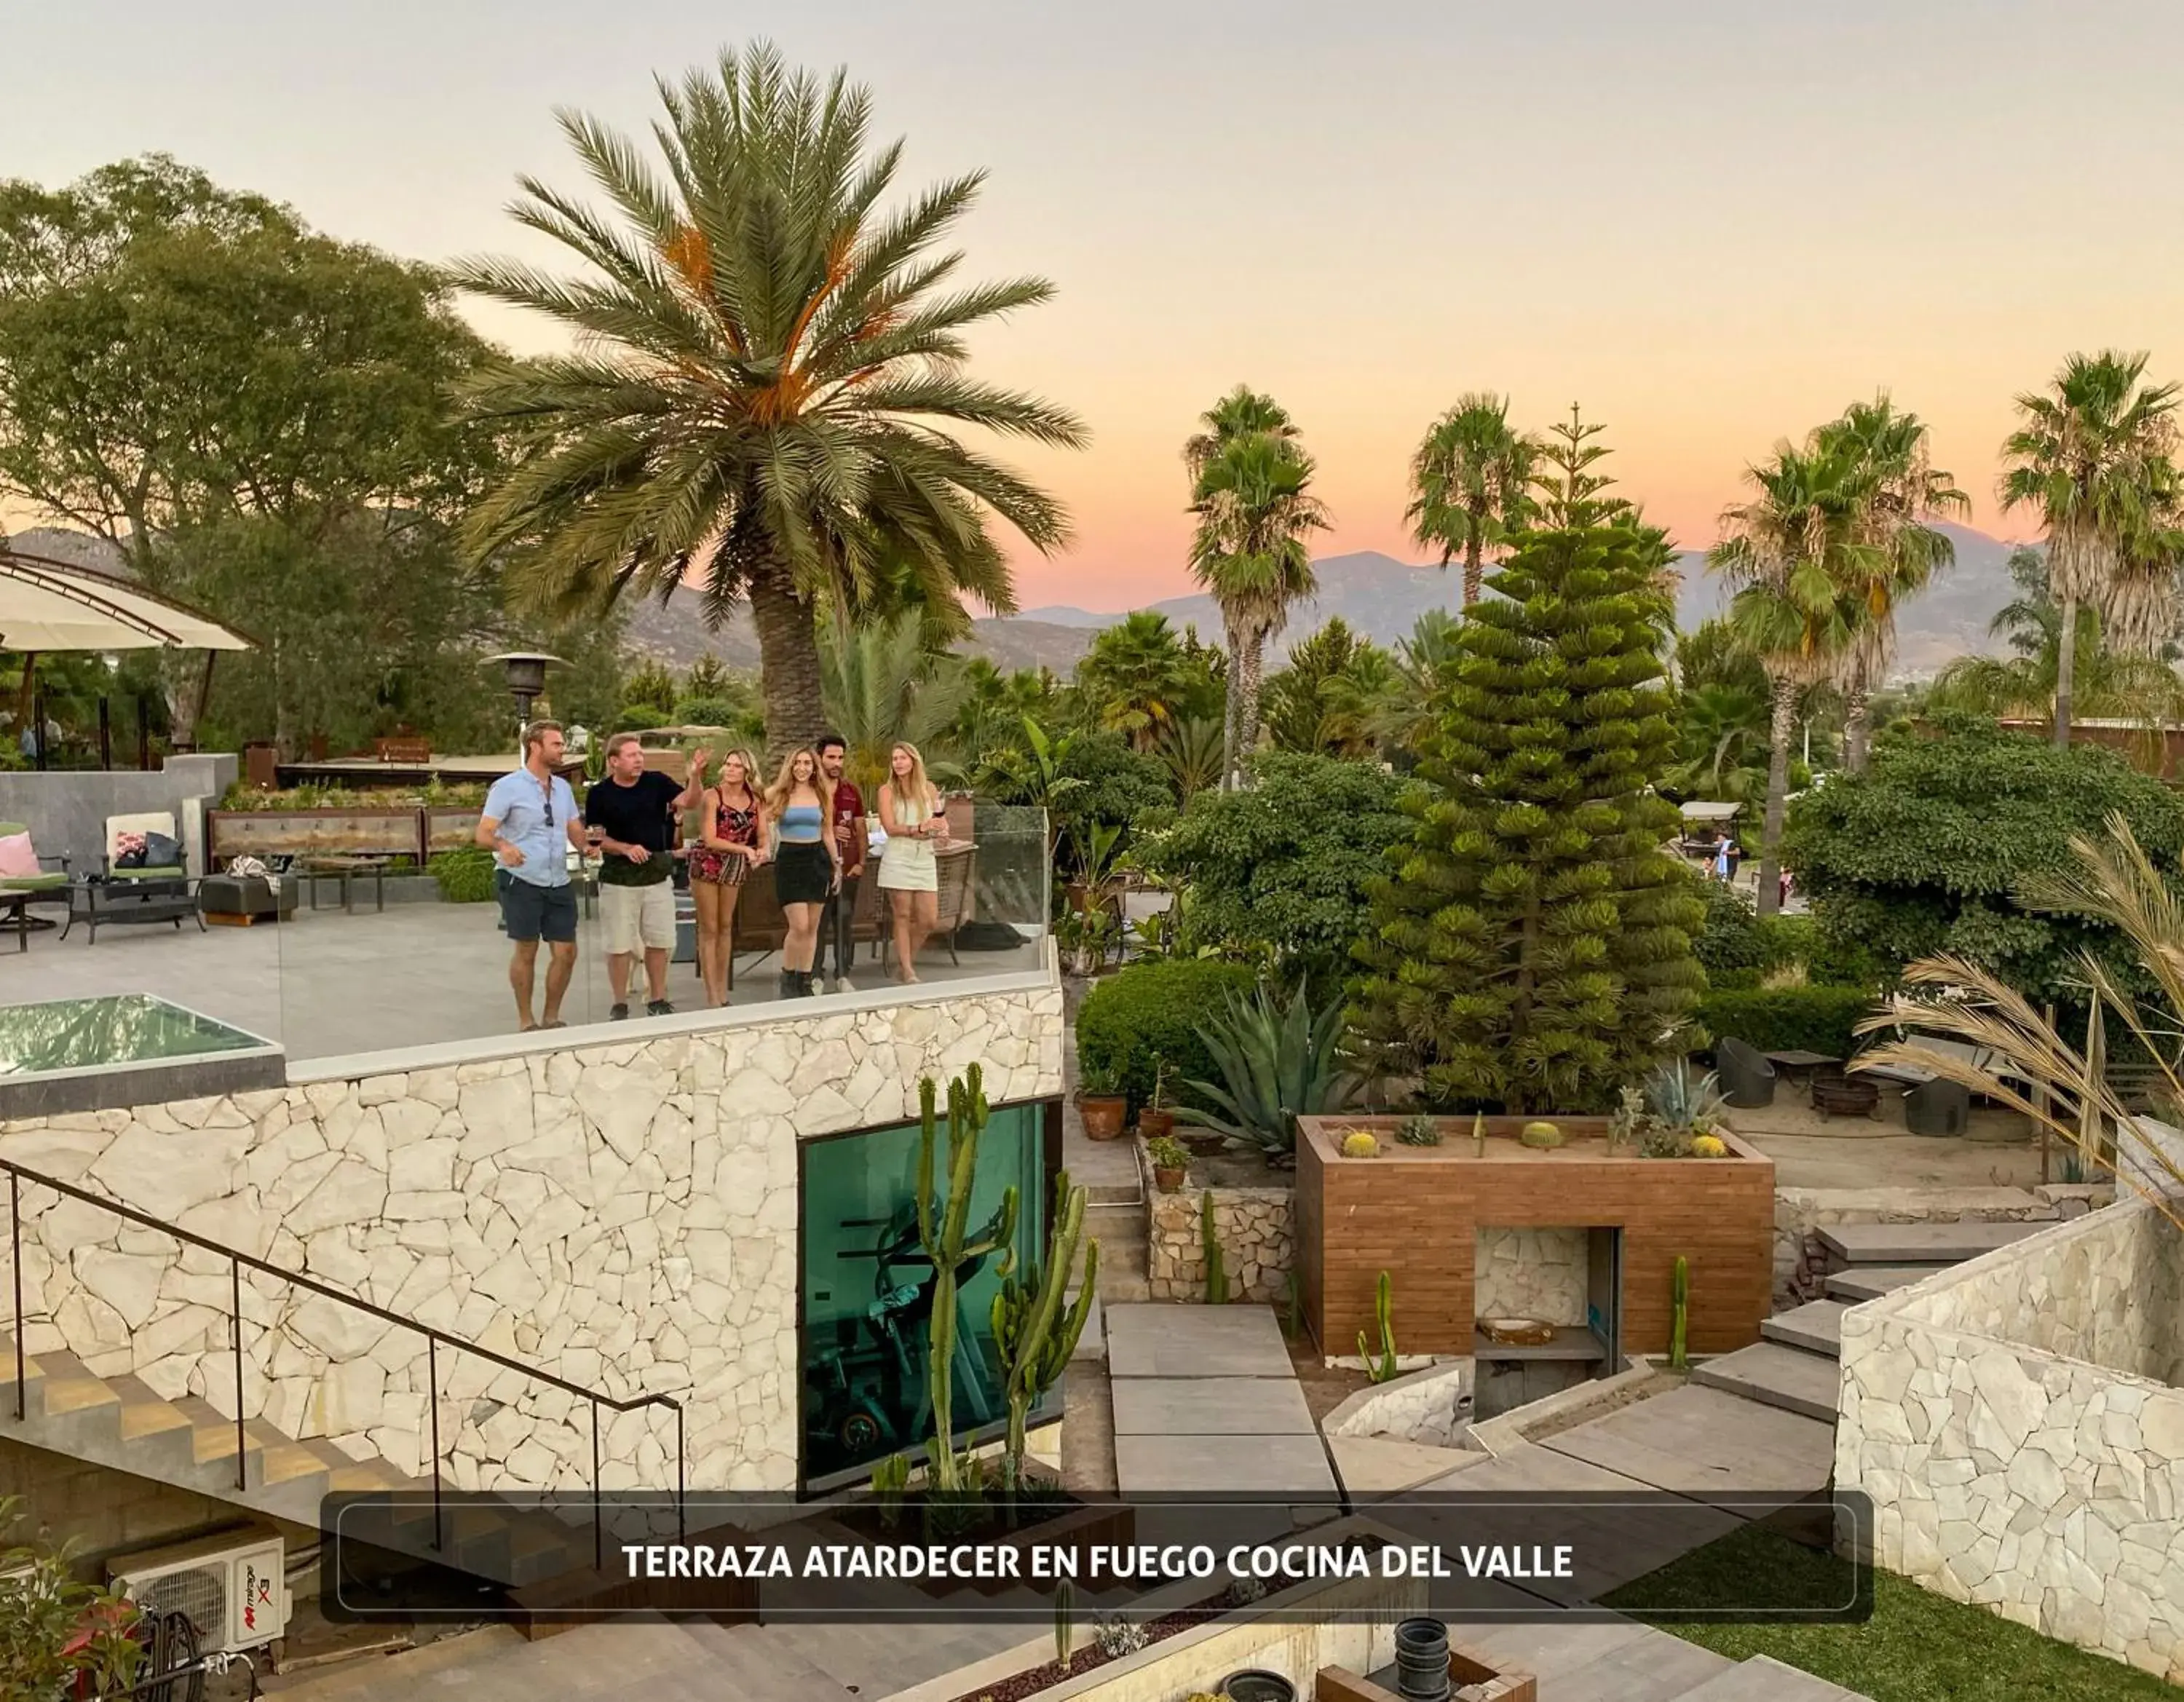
[1602,1520,2180,1701]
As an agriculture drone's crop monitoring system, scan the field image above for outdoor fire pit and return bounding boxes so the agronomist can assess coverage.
[1811,1074,1880,1119]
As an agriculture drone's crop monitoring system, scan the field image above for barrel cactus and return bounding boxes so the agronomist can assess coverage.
[1519,1120,1565,1150]
[1690,1133,1728,1158]
[1340,1129,1380,1158]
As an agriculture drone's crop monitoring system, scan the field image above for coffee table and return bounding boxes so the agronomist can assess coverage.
[59,876,205,944]
[1765,1048,1844,1096]
[298,855,390,913]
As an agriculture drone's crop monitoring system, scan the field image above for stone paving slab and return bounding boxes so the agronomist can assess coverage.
[1414,1440,1655,1494]
[1679,1654,1867,1699]
[1761,1299,1845,1357]
[1690,1342,1842,1422]
[1328,1433,1488,1496]
[1543,1632,1737,1701]
[1538,1384,1837,1497]
[1824,1264,1945,1302]
[1112,1429,1338,1494]
[1110,1374,1313,1436]
[1103,1302,1292,1377]
[1816,1219,2046,1262]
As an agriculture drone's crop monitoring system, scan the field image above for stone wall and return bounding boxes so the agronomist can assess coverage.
[1473,1227,1588,1325]
[0,752,234,877]
[1773,1186,2084,1305]
[1147,1184,1292,1303]
[1835,1197,2184,1682]
[0,985,1063,1495]
[1323,1358,1475,1447]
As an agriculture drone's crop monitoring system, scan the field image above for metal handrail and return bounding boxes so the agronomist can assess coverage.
[4,1155,685,1562]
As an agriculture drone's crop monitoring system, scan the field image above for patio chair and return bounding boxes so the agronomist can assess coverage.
[103,811,185,881]
[0,820,71,895]
[1714,1036,1778,1109]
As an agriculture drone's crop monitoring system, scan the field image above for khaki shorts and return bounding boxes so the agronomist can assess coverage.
[600,879,676,955]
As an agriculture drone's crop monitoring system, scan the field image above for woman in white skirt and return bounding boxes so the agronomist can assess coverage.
[876,742,946,983]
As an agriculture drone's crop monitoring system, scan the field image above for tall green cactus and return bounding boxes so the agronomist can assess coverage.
[1201,1190,1227,1304]
[989,1167,1098,1493]
[1358,1268,1398,1382]
[1669,1255,1690,1372]
[917,1066,1019,1492]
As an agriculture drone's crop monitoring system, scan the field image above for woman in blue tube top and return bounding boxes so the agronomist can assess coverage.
[764,746,842,999]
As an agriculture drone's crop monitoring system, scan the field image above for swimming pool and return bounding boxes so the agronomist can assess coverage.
[0,994,284,1117]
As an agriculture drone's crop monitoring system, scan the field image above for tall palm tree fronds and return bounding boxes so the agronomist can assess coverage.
[1155,715,1224,800]
[1184,387,1297,483]
[1406,395,1539,606]
[1372,609,1462,760]
[449,41,1086,748]
[1187,416,1329,788]
[817,608,970,794]
[1856,817,2184,1232]
[1073,610,1205,751]
[2001,350,2183,748]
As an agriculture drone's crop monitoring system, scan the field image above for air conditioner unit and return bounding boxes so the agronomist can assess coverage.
[108,1526,290,1655]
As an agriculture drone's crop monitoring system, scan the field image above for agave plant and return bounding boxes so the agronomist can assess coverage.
[1642,1060,1728,1136]
[1174,981,1358,1163]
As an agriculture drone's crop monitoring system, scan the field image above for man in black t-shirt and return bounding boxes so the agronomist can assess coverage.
[585,734,706,1018]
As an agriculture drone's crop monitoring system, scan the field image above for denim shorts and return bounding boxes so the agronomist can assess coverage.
[497,870,578,943]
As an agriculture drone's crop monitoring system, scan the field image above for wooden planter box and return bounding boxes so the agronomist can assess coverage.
[1295,1115,1774,1361]
[207,807,429,865]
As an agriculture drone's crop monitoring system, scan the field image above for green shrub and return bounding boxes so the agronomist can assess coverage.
[1697,984,1879,1061]
[429,847,498,903]
[1075,958,1257,1113]
[1693,879,1772,978]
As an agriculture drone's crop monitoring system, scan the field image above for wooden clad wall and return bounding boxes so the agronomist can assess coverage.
[1297,1117,1774,1358]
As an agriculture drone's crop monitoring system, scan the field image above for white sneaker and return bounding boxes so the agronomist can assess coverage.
[832,975,856,994]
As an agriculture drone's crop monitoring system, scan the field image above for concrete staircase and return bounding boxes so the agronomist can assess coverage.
[1691,1219,2051,1425]
[0,1331,605,1591]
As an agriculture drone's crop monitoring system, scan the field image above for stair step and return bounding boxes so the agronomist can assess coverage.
[33,1351,121,1417]
[1692,1342,1841,1423]
[1762,1301,1846,1359]
[1824,1265,1947,1302]
[106,1375,195,1442]
[1817,1221,2047,1265]
[170,1395,263,1468]
[1675,1652,1864,1698]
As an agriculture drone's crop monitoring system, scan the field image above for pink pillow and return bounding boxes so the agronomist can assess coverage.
[0,831,39,879]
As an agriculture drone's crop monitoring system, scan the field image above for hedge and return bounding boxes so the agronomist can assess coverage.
[1075,957,1257,1113]
[1698,984,1882,1062]
[429,847,498,903]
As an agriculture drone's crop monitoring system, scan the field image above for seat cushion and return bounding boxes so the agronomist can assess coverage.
[111,866,186,881]
[0,871,66,891]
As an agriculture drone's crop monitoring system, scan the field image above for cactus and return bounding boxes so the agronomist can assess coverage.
[1202,1189,1228,1303]
[990,1167,1098,1494]
[1690,1133,1728,1158]
[1669,1255,1689,1372]
[1472,1110,1487,1157]
[1395,1112,1441,1147]
[917,1066,1020,1492]
[1519,1120,1564,1150]
[1092,1613,1147,1658]
[871,1452,911,1529]
[1053,1578,1075,1672]
[1340,1129,1380,1158]
[1357,1269,1398,1382]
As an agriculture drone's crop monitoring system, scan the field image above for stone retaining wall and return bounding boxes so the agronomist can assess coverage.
[1835,1197,2184,1682]
[1323,1357,1475,1446]
[1772,1185,2108,1305]
[1147,1184,1293,1303]
[0,986,1063,1495]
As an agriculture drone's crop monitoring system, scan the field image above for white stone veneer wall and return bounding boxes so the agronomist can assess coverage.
[1473,1227,1588,1326]
[1835,1196,2184,1681]
[1147,1185,1292,1302]
[0,985,1062,1495]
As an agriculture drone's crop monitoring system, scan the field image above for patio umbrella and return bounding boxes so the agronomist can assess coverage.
[0,549,253,653]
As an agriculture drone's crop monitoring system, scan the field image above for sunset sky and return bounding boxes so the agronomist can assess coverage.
[9,1,2184,609]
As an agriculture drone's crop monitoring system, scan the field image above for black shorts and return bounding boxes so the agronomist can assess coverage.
[498,871,579,943]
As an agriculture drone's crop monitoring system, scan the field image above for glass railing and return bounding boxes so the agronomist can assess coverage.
[250,800,1051,1064]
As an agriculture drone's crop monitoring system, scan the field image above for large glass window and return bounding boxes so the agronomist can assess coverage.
[800,1100,1047,1488]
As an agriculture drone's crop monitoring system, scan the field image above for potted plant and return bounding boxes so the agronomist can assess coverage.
[1146,1135,1189,1192]
[1136,1056,1177,1142]
[1077,1061,1128,1141]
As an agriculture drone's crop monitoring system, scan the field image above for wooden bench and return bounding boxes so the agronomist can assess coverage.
[725,841,976,986]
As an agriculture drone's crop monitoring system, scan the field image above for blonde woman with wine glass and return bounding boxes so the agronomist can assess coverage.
[876,742,946,984]
[764,746,841,998]
[687,748,764,1007]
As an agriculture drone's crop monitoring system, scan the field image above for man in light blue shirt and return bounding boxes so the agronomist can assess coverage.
[478,721,587,1030]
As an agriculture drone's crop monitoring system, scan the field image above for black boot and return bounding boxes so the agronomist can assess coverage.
[778,970,796,1000]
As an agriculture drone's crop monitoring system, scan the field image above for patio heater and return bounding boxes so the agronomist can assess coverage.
[486,652,563,752]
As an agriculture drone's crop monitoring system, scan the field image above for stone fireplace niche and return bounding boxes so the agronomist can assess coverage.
[1471,1225,1622,1421]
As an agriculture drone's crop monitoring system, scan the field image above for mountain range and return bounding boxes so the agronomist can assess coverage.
[6,521,2030,684]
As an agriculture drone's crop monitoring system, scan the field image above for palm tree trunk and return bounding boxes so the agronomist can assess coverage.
[2054,592,2078,749]
[1220,615,1244,789]
[1756,673,1799,919]
[749,566,826,753]
[1230,630,1269,789]
[1463,534,1483,608]
[1843,684,1871,775]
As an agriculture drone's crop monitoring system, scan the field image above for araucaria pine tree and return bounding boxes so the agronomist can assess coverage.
[1352,521,1704,1112]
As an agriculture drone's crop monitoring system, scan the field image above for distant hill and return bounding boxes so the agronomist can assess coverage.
[618,587,1101,676]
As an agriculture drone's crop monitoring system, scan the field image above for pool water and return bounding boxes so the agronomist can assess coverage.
[0,994,269,1075]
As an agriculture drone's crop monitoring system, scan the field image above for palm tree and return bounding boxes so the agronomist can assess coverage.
[1709,441,1870,916]
[451,43,1086,749]
[1815,397,1968,771]
[1187,427,1329,785]
[1074,611,1201,751]
[1669,682,1772,804]
[817,609,968,794]
[1372,609,1462,761]
[1184,387,1298,482]
[2001,351,2183,748]
[1406,395,1538,605]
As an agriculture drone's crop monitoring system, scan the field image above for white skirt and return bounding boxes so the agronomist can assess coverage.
[877,838,938,892]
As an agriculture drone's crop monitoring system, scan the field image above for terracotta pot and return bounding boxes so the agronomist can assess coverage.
[1153,1165,1186,1192]
[1136,1107,1176,1141]
[1078,1093,1128,1141]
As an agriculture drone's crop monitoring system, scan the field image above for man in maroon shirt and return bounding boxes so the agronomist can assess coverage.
[818,735,864,992]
